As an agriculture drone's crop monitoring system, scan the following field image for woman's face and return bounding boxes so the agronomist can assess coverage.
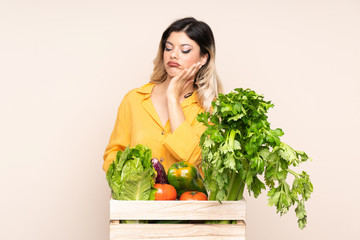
[163,31,207,78]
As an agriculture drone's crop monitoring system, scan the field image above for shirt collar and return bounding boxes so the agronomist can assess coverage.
[136,83,155,98]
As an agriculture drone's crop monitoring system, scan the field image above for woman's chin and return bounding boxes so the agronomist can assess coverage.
[166,68,180,78]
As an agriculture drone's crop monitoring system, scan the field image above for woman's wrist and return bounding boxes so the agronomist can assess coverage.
[167,95,181,108]
[166,90,181,104]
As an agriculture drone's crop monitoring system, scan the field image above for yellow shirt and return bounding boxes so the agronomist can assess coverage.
[103,83,207,173]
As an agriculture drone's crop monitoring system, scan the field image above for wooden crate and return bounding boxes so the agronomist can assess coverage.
[110,199,246,240]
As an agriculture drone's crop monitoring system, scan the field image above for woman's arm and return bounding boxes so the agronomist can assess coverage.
[163,116,207,167]
[103,97,131,172]
[163,62,205,166]
[167,62,202,132]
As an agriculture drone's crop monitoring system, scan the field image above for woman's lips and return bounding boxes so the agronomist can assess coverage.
[167,61,180,67]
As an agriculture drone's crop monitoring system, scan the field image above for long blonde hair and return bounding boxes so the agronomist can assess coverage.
[150,17,223,111]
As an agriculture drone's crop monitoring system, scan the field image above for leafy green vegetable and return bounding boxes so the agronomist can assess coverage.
[197,88,313,229]
[119,169,154,201]
[106,145,157,201]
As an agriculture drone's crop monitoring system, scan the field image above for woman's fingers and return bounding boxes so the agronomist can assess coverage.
[183,79,194,90]
[182,62,201,81]
[172,63,195,86]
[179,62,201,90]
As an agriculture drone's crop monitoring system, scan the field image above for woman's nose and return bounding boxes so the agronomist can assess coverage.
[170,50,179,59]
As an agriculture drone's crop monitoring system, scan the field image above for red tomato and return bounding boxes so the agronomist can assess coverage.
[179,191,208,201]
[154,184,177,200]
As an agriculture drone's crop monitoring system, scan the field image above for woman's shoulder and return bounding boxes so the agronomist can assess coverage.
[123,82,155,100]
[118,83,154,111]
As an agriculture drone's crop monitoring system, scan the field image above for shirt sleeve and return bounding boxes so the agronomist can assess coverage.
[103,96,131,173]
[162,118,207,167]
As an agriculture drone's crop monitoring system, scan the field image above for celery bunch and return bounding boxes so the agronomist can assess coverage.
[197,88,313,229]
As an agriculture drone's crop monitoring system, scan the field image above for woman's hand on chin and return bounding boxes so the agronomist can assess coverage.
[166,62,202,102]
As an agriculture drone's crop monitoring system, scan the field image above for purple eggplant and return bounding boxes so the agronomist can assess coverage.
[151,158,168,184]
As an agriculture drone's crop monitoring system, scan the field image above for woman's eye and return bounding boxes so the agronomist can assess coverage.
[165,47,172,51]
[182,49,191,54]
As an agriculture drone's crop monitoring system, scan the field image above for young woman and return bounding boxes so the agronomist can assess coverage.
[103,17,223,173]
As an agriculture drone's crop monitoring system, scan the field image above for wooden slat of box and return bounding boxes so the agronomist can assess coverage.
[110,200,246,221]
[109,200,246,240]
[110,222,246,240]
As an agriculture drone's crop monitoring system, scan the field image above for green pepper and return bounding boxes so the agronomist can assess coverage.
[167,161,207,196]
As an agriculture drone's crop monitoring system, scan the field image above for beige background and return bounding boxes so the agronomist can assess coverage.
[1,0,359,239]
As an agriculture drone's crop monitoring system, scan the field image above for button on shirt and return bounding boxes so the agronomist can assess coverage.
[103,83,207,173]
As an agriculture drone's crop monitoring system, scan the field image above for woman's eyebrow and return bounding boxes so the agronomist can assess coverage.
[166,41,193,47]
